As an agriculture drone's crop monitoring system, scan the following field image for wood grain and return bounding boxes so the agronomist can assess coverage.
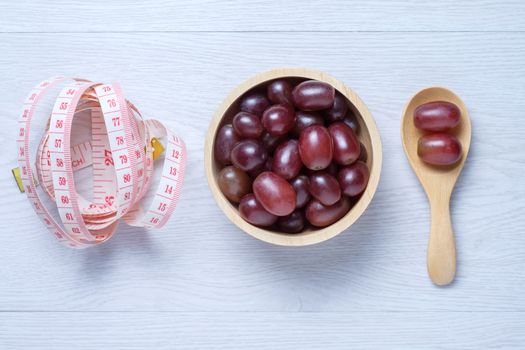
[1,311,524,349]
[0,5,524,347]
[1,0,524,32]
[0,32,523,312]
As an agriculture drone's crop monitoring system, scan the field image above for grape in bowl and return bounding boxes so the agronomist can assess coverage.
[204,68,382,246]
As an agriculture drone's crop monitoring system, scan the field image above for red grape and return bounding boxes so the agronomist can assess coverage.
[291,111,324,137]
[328,122,360,165]
[337,161,369,197]
[232,111,263,139]
[298,125,333,170]
[305,162,338,177]
[342,114,360,134]
[305,197,351,227]
[325,92,348,123]
[278,209,305,233]
[417,133,462,165]
[414,101,460,132]
[240,92,270,116]
[214,124,240,165]
[253,171,296,216]
[308,172,341,206]
[265,157,273,171]
[292,80,335,111]
[218,166,252,203]
[231,140,268,172]
[290,175,310,208]
[217,77,369,232]
[239,194,278,226]
[261,132,284,154]
[358,142,367,162]
[267,79,293,105]
[249,164,266,179]
[262,104,295,136]
[272,140,302,180]
[327,162,339,176]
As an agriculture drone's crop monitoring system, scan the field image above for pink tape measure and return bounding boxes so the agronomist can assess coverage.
[15,77,187,249]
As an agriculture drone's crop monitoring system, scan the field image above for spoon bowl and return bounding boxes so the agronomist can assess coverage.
[401,86,471,285]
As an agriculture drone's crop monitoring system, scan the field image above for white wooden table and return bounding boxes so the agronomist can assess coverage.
[1,1,524,348]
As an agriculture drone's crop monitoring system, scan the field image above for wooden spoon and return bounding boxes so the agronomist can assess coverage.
[401,87,471,286]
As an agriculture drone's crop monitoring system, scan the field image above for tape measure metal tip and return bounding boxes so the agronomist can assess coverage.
[12,167,39,193]
[12,167,25,192]
[151,137,165,160]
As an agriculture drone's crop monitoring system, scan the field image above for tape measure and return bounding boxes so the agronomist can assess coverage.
[15,77,187,249]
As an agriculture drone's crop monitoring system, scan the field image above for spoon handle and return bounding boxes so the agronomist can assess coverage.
[427,195,456,285]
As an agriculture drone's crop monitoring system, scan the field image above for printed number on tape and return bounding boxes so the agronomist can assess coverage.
[16,78,186,248]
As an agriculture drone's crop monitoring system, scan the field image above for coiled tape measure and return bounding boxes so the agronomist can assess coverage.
[14,77,186,249]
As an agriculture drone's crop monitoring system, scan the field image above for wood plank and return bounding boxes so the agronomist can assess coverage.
[1,312,524,349]
[0,0,524,32]
[0,32,523,313]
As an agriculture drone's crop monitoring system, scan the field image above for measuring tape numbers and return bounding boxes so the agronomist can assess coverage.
[15,77,187,249]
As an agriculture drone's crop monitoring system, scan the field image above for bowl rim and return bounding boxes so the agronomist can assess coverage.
[204,67,382,246]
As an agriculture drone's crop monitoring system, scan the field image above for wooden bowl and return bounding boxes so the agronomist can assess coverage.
[204,68,382,246]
